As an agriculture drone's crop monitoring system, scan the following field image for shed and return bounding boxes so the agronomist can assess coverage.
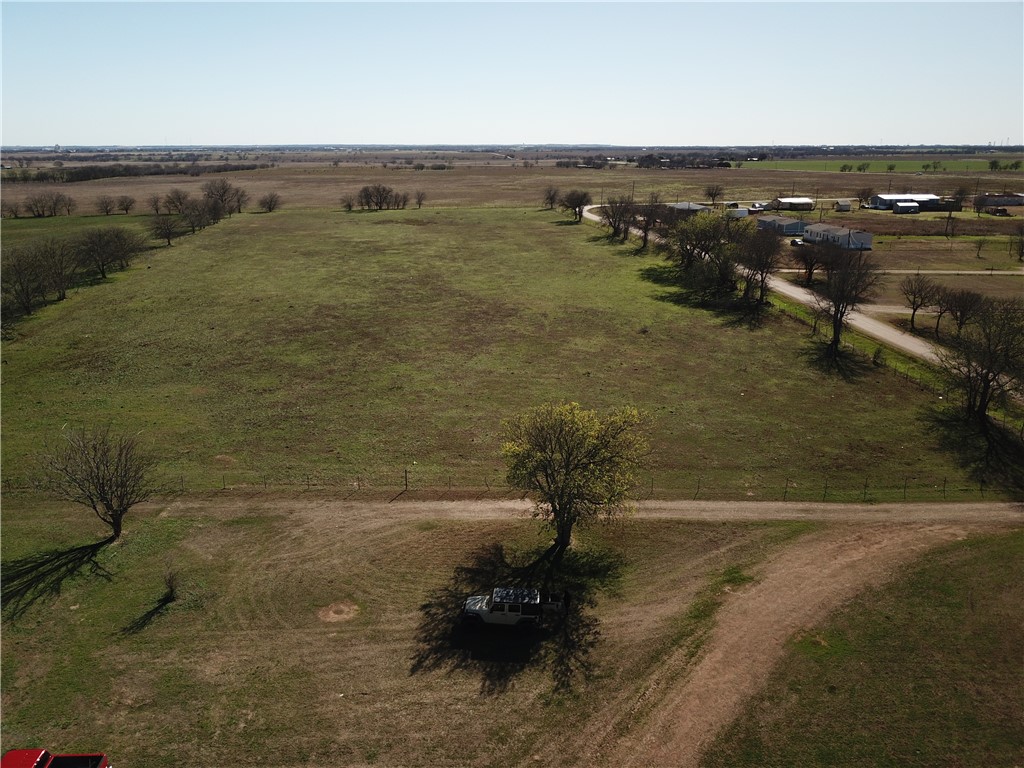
[833,199,853,212]
[893,201,920,214]
[725,207,749,218]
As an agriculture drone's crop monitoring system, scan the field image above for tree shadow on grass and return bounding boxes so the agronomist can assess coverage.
[410,542,623,694]
[2,539,112,621]
[798,340,873,382]
[926,409,1024,497]
[119,572,178,636]
[638,264,771,329]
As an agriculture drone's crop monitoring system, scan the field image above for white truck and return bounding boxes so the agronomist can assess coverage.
[462,587,564,627]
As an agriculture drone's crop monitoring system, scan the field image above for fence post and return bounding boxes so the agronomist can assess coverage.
[942,477,947,500]
[822,478,828,502]
[404,468,409,491]
[783,478,789,502]
[863,478,868,502]
[694,476,701,501]
[903,477,907,501]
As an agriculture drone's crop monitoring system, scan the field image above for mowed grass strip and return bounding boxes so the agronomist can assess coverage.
[0,492,817,768]
[701,529,1024,768]
[1,206,984,496]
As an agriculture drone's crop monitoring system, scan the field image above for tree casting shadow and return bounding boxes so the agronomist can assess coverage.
[1,539,112,621]
[410,542,623,694]
[926,409,1024,496]
[798,340,873,381]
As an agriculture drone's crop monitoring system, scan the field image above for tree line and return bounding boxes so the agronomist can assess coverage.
[341,185,426,211]
[1,161,272,184]
[2,179,283,323]
[576,186,1023,439]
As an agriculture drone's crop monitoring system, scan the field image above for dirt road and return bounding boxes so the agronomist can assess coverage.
[160,497,1020,767]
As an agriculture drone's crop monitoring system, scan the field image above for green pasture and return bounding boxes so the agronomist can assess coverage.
[703,529,1024,768]
[2,206,1003,498]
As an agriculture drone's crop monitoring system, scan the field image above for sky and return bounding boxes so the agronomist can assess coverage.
[2,1,1022,147]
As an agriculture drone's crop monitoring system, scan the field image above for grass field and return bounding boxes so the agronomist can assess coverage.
[2,206,1005,499]
[0,493,809,767]
[703,529,1024,767]
[3,158,1023,767]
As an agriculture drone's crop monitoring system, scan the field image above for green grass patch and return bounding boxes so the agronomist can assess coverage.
[702,529,1024,768]
[1,206,1000,499]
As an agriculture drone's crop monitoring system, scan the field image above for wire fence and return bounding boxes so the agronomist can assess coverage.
[2,471,1013,504]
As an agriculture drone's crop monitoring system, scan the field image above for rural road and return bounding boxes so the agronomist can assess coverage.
[581,205,959,365]
[159,496,1021,768]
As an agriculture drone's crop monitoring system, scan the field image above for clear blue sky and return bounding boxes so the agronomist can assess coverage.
[2,1,1022,147]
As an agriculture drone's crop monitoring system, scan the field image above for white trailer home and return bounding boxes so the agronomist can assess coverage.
[803,223,873,250]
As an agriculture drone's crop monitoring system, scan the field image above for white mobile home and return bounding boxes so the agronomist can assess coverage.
[803,223,873,250]
[773,197,815,211]
[869,193,941,211]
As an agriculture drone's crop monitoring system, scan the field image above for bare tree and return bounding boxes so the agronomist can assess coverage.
[559,189,592,222]
[257,192,282,213]
[945,288,986,337]
[116,195,136,215]
[899,273,938,331]
[76,227,144,279]
[737,227,783,304]
[228,187,250,214]
[41,426,161,542]
[415,190,427,209]
[601,196,635,241]
[1,200,21,218]
[704,184,725,207]
[96,195,116,216]
[37,238,79,301]
[149,215,185,246]
[939,298,1024,431]
[58,194,77,216]
[147,194,163,215]
[816,246,884,356]
[543,185,559,210]
[164,189,192,215]
[1,246,45,314]
[636,192,662,249]
[793,244,824,286]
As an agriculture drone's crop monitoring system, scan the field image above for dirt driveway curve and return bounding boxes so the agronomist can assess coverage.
[163,497,1021,767]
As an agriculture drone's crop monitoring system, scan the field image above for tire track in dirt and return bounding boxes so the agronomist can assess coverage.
[158,496,1021,766]
[601,521,1001,768]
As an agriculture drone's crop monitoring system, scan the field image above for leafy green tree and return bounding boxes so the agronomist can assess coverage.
[502,403,650,559]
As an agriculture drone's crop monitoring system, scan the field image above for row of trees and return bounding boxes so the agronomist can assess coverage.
[2,227,146,316]
[343,185,426,211]
[2,181,282,220]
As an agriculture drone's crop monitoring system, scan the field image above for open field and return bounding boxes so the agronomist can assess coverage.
[3,155,1023,767]
[4,155,1022,214]
[1,495,1020,768]
[3,205,1014,498]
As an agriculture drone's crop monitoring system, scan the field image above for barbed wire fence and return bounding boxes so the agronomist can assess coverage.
[1,469,1011,504]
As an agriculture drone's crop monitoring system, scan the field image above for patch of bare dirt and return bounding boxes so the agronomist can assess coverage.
[317,602,359,623]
